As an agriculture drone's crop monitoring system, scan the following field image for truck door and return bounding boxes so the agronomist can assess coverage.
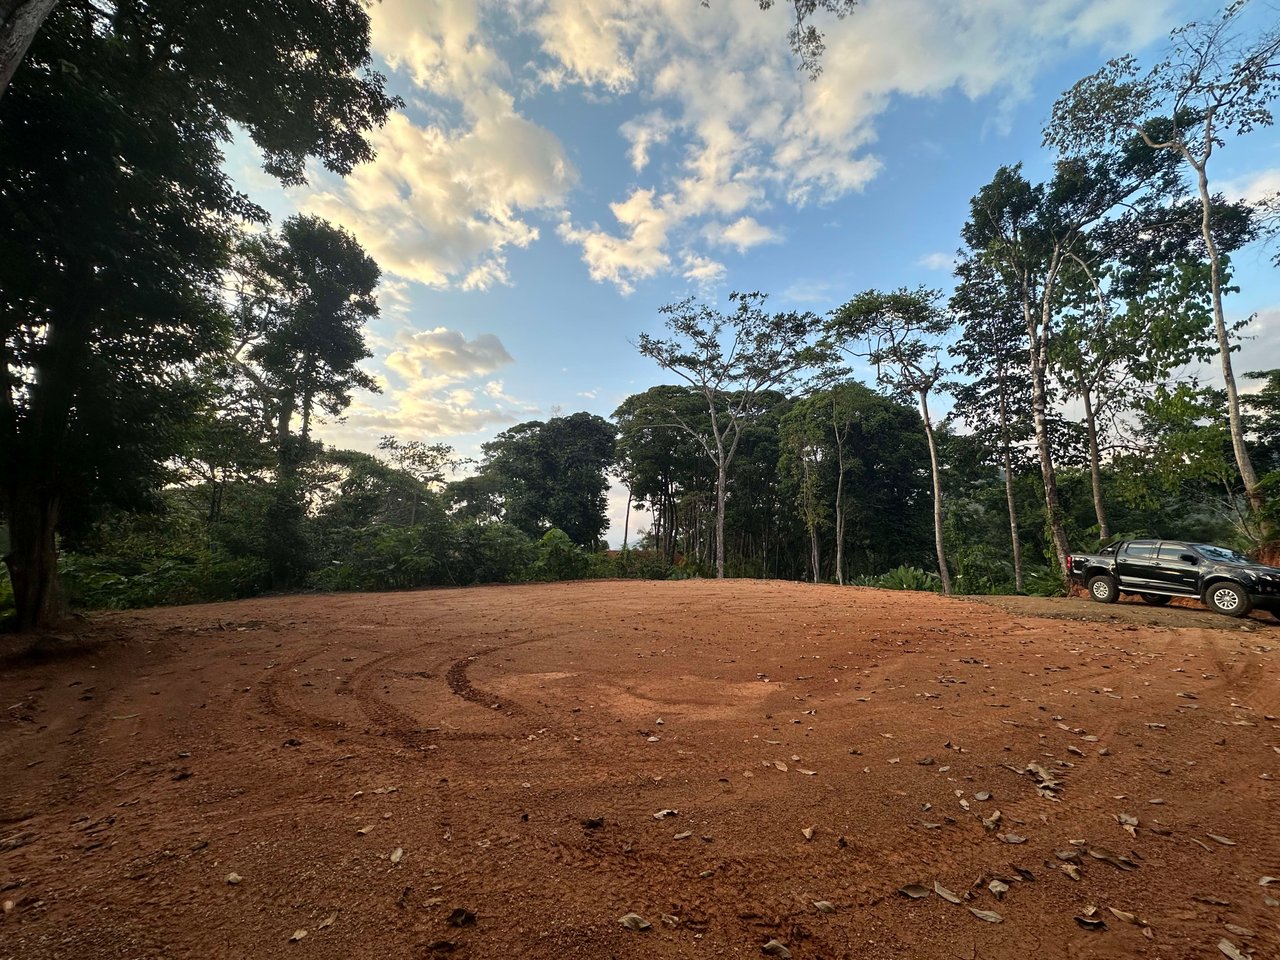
[1152,542,1201,596]
[1116,540,1160,590]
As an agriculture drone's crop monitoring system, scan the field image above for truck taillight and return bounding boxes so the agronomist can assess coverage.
[1066,555,1073,569]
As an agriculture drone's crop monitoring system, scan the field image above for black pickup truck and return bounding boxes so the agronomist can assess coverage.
[1067,539,1280,618]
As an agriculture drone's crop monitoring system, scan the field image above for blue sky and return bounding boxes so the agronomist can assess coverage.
[229,0,1280,544]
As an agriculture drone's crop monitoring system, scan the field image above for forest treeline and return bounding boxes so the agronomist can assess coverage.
[3,2,1280,627]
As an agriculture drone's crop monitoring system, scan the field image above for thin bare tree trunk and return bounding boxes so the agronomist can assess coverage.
[1027,278,1070,577]
[997,392,1024,593]
[1080,384,1110,543]
[0,0,57,101]
[919,389,952,596]
[1195,160,1262,516]
[621,485,632,552]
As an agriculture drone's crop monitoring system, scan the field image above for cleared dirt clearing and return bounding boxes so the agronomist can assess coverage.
[1,581,1277,959]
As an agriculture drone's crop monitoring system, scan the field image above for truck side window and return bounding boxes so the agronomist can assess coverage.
[1157,544,1193,563]
[1122,541,1158,559]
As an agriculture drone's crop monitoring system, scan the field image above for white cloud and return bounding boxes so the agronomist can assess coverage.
[917,251,956,271]
[386,327,514,381]
[557,189,674,294]
[1220,168,1280,205]
[714,216,780,253]
[681,251,727,288]
[303,106,573,291]
[539,0,1179,290]
[294,0,576,292]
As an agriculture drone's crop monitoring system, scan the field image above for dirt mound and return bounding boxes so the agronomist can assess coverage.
[1,582,1276,958]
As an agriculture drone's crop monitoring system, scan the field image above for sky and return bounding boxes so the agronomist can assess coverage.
[229,0,1280,545]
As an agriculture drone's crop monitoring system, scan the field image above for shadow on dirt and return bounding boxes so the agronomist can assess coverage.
[965,593,1278,631]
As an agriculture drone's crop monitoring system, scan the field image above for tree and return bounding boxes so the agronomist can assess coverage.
[1045,0,1280,518]
[0,1,394,629]
[477,413,617,547]
[950,253,1034,591]
[0,0,54,99]
[827,288,954,594]
[637,292,820,578]
[613,386,712,564]
[378,436,458,527]
[961,146,1179,578]
[231,215,382,456]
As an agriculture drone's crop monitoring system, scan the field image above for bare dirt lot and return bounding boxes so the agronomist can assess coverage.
[1,581,1277,960]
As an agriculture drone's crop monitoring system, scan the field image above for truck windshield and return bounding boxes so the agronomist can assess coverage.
[1192,544,1253,565]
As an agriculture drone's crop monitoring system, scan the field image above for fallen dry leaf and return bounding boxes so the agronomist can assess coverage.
[813,900,836,913]
[390,847,404,864]
[899,884,930,899]
[969,908,1003,923]
[802,826,815,841]
[619,913,651,931]
[318,911,337,930]
[988,880,1009,900]
[1207,834,1237,846]
[289,930,307,943]
[1218,939,1249,960]
[934,881,962,904]
[761,939,792,958]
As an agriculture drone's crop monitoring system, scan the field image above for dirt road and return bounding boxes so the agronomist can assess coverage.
[1,581,1276,959]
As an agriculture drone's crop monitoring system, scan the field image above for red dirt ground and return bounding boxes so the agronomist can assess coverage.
[1,581,1277,960]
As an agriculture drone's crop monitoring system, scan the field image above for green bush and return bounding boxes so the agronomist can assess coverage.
[948,544,1016,595]
[530,529,591,581]
[443,521,536,585]
[855,565,942,592]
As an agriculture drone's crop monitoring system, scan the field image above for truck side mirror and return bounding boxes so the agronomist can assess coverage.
[1180,554,1197,564]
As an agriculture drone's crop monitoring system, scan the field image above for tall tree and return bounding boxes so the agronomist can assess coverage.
[1045,0,1280,517]
[478,413,617,547]
[0,0,394,629]
[950,254,1034,591]
[827,287,953,594]
[637,292,820,578]
[231,215,382,456]
[961,145,1179,577]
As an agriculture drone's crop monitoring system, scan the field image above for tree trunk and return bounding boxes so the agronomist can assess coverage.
[3,484,63,630]
[995,390,1024,592]
[0,0,57,101]
[1194,160,1263,518]
[918,389,952,596]
[831,400,847,586]
[833,465,846,587]
[621,484,632,552]
[714,463,727,578]
[1028,285,1070,577]
[1080,384,1110,543]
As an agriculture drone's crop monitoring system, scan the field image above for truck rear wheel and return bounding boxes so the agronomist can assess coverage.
[1087,575,1118,604]
[1205,582,1251,618]
[1139,593,1171,606]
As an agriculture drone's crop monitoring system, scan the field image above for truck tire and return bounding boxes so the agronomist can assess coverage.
[1205,581,1252,618]
[1139,593,1171,606]
[1087,575,1118,604]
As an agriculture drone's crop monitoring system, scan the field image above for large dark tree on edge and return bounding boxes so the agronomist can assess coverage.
[0,1,395,629]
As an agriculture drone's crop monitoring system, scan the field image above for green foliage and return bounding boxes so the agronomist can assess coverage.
[611,550,678,580]
[855,565,942,592]
[530,529,591,582]
[474,413,616,547]
[947,544,1016,595]
[1022,565,1068,598]
[0,0,394,627]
